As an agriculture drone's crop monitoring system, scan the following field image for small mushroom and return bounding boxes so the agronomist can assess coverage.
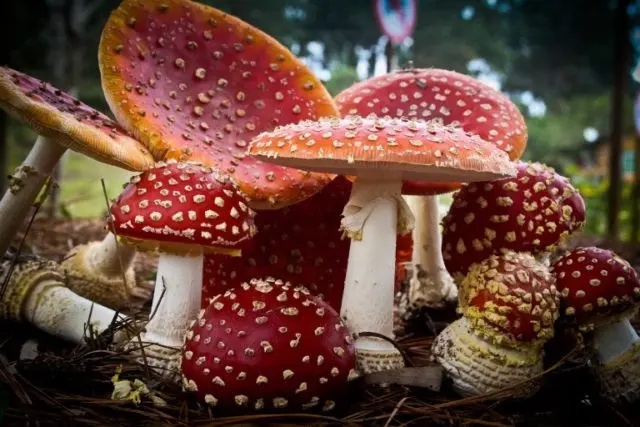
[248,115,516,373]
[99,0,338,210]
[110,159,257,379]
[0,255,127,345]
[432,251,560,396]
[551,246,640,404]
[0,66,154,273]
[336,68,528,309]
[442,161,586,282]
[181,277,357,412]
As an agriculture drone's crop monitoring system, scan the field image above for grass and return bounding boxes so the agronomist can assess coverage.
[6,125,134,218]
[58,151,133,217]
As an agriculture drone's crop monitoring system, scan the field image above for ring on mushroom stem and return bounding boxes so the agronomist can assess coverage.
[551,246,640,404]
[181,277,358,413]
[335,68,528,312]
[98,0,339,211]
[247,115,516,374]
[110,160,257,381]
[0,66,154,269]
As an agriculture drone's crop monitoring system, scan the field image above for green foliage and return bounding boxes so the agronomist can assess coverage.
[324,65,359,96]
[564,163,636,241]
[523,92,636,170]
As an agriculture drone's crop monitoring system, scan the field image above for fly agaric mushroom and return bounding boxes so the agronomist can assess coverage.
[110,159,257,379]
[336,68,528,309]
[202,176,352,310]
[551,247,640,404]
[182,277,357,412]
[0,255,127,345]
[432,251,560,396]
[442,161,586,282]
[0,67,155,300]
[203,175,413,311]
[99,0,338,210]
[248,115,516,373]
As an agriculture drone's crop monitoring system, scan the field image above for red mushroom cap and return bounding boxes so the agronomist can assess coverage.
[202,175,412,309]
[551,246,640,331]
[442,161,585,281]
[459,251,560,348]
[335,68,528,195]
[0,66,154,171]
[202,176,352,309]
[395,232,414,288]
[248,115,515,182]
[181,277,357,412]
[99,0,338,209]
[110,159,257,255]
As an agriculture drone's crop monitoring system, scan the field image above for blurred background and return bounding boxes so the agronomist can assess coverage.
[0,0,638,244]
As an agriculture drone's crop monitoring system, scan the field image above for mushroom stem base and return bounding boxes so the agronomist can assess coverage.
[593,317,640,364]
[405,195,457,308]
[0,258,124,344]
[432,317,543,397]
[130,253,203,381]
[593,342,640,405]
[0,136,66,257]
[61,233,152,311]
[355,344,405,375]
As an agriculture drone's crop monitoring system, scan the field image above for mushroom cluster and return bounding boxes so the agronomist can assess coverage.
[0,66,154,311]
[110,159,257,378]
[551,246,640,404]
[248,114,516,373]
[181,277,357,413]
[335,68,528,313]
[432,160,586,396]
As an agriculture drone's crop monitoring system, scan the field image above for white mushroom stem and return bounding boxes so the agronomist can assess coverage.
[75,232,138,277]
[140,253,203,351]
[593,318,640,364]
[0,136,66,256]
[23,279,125,343]
[405,195,457,307]
[340,175,411,368]
[591,317,640,404]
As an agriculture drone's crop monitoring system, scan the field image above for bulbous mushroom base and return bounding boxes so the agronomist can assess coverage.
[593,343,640,405]
[355,338,405,375]
[61,242,152,311]
[0,258,64,322]
[123,339,181,384]
[432,317,542,397]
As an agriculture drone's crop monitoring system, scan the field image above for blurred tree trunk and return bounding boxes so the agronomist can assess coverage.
[632,132,640,243]
[43,0,102,218]
[607,0,632,239]
[43,0,69,218]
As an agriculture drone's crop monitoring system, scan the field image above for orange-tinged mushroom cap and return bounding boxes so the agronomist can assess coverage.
[0,67,154,171]
[336,69,528,195]
[248,115,516,182]
[99,0,338,208]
